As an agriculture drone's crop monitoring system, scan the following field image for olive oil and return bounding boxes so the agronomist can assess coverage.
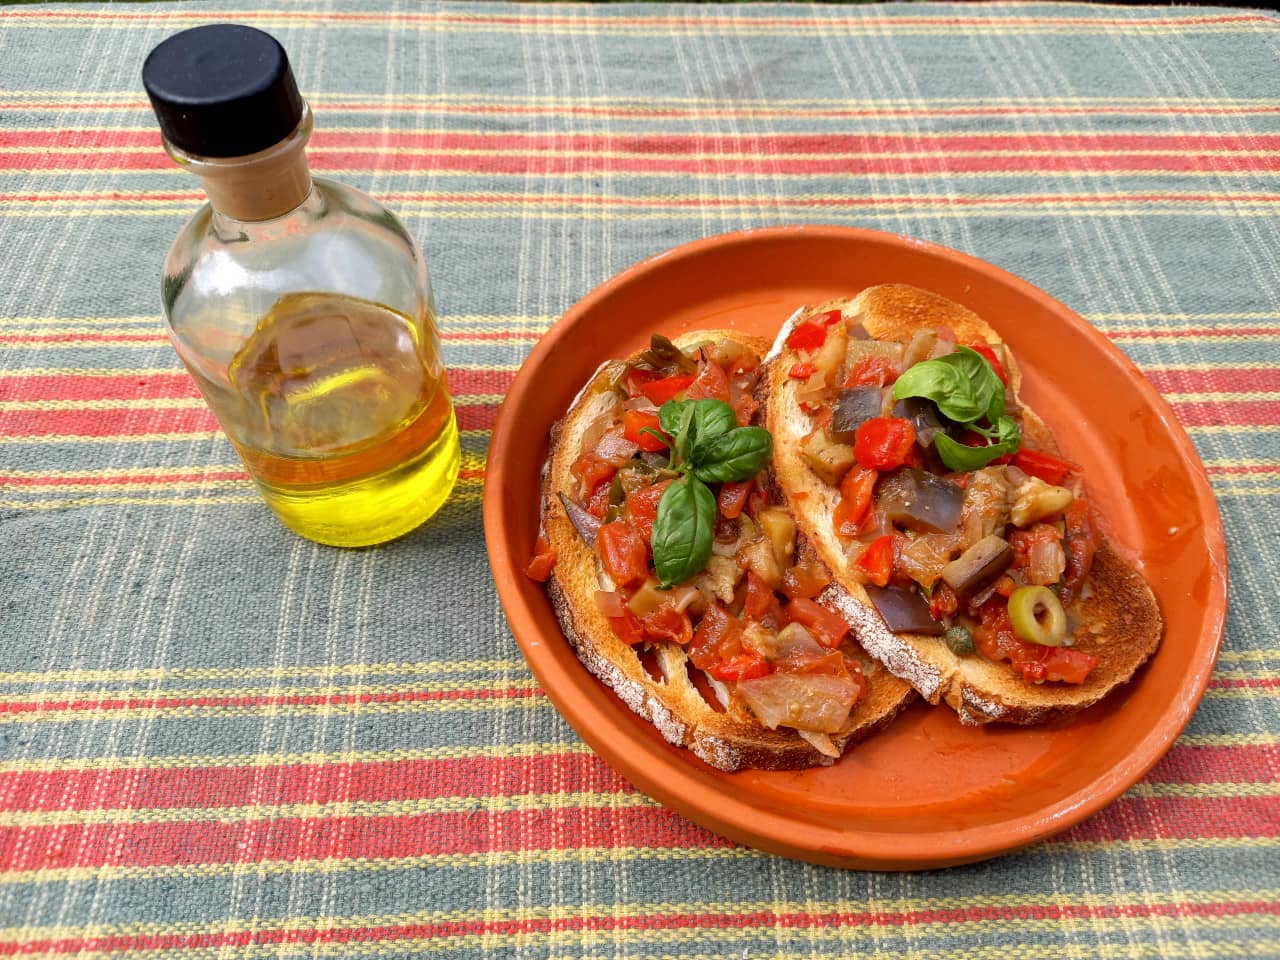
[212,292,459,547]
[145,25,461,546]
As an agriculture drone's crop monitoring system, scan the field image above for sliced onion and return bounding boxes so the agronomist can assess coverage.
[1004,464,1029,487]
[1027,539,1066,586]
[799,730,840,758]
[622,395,658,412]
[736,672,857,734]
[594,426,639,466]
[594,590,625,619]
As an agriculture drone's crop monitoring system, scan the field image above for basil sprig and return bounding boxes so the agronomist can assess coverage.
[645,398,772,587]
[892,345,1021,471]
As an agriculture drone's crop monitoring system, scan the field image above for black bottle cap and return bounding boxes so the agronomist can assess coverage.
[142,24,305,159]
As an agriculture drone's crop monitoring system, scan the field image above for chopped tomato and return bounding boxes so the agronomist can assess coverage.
[607,608,645,646]
[717,481,751,520]
[1013,448,1077,486]
[709,653,771,682]
[854,534,894,588]
[965,342,1009,386]
[973,599,1096,685]
[854,417,916,471]
[788,362,817,380]
[815,309,843,327]
[621,367,661,399]
[744,484,768,520]
[642,606,693,645]
[688,601,745,672]
[929,581,959,620]
[595,521,649,588]
[640,373,695,405]
[832,466,878,539]
[586,479,612,518]
[786,597,849,648]
[844,355,897,389]
[781,562,830,599]
[1009,523,1063,570]
[743,570,785,629]
[685,359,731,403]
[625,479,672,541]
[786,320,828,351]
[1060,499,1098,605]
[524,534,557,582]
[776,649,846,677]
[730,385,758,427]
[622,409,670,453]
[570,454,617,501]
[993,574,1017,598]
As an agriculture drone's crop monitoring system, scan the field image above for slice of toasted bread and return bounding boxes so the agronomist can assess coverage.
[760,286,1162,725]
[539,331,915,771]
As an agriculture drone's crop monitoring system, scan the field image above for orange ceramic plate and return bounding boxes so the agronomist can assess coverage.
[483,225,1227,870]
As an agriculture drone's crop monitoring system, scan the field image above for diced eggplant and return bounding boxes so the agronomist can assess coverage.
[758,506,797,571]
[800,429,856,485]
[864,585,945,635]
[558,492,601,546]
[940,534,1014,596]
[831,387,883,443]
[846,319,870,341]
[891,396,946,449]
[874,468,964,534]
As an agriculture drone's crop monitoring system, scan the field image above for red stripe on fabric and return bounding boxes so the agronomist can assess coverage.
[0,796,1273,872]
[5,9,1272,26]
[0,745,1271,815]
[1211,677,1280,689]
[0,369,516,403]
[10,130,1280,153]
[0,402,496,438]
[6,899,1279,955]
[2,150,1275,176]
[1144,368,1280,394]
[1110,327,1278,340]
[0,807,733,871]
[0,687,539,716]
[11,190,1280,209]
[0,331,539,345]
[1169,399,1280,427]
[0,753,632,813]
[1206,464,1280,474]
[0,470,250,486]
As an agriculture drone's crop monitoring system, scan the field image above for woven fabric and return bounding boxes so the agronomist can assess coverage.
[1,1,1277,955]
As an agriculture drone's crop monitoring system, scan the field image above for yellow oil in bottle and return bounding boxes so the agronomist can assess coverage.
[214,291,460,547]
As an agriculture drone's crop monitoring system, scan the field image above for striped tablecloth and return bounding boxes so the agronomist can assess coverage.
[1,1,1277,955]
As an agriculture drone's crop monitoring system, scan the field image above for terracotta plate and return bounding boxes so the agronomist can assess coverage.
[483,226,1227,870]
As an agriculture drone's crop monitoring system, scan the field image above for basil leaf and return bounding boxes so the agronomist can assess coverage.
[651,476,716,587]
[658,399,691,439]
[637,427,670,450]
[688,399,739,462]
[940,348,1001,423]
[893,360,983,423]
[933,416,1022,471]
[693,427,773,483]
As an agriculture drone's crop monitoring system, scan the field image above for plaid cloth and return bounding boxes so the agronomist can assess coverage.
[1,1,1277,955]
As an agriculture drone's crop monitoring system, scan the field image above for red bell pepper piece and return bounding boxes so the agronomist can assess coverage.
[639,373,695,405]
[595,521,649,588]
[717,481,751,520]
[833,466,877,539]
[622,409,670,452]
[965,342,1008,386]
[709,653,771,682]
[854,534,895,588]
[788,362,817,380]
[786,320,828,351]
[1012,448,1077,486]
[853,417,917,471]
[524,534,557,582]
[785,597,849,648]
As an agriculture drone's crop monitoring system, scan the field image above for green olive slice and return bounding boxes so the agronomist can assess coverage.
[1007,585,1067,647]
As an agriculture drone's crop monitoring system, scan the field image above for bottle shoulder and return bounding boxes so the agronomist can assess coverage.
[164,179,431,328]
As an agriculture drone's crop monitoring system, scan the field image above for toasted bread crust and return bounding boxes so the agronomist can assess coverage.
[761,286,1162,725]
[539,330,915,771]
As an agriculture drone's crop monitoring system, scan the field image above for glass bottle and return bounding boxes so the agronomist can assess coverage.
[142,24,459,547]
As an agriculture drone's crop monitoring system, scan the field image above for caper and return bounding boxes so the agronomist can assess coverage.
[943,625,974,656]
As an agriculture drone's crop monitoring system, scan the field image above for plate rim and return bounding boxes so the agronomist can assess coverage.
[482,224,1228,869]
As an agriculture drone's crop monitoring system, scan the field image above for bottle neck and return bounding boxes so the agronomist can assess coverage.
[165,106,315,222]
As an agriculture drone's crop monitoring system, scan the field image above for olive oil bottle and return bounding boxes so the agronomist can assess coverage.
[143,25,459,546]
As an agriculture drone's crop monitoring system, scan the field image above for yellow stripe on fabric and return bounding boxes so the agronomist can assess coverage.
[0,482,484,512]
[0,395,506,411]
[2,14,1273,38]
[1,838,1275,887]
[0,792,654,829]
[0,729,1268,775]
[0,429,491,445]
[0,679,539,705]
[0,741,590,774]
[0,658,525,686]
